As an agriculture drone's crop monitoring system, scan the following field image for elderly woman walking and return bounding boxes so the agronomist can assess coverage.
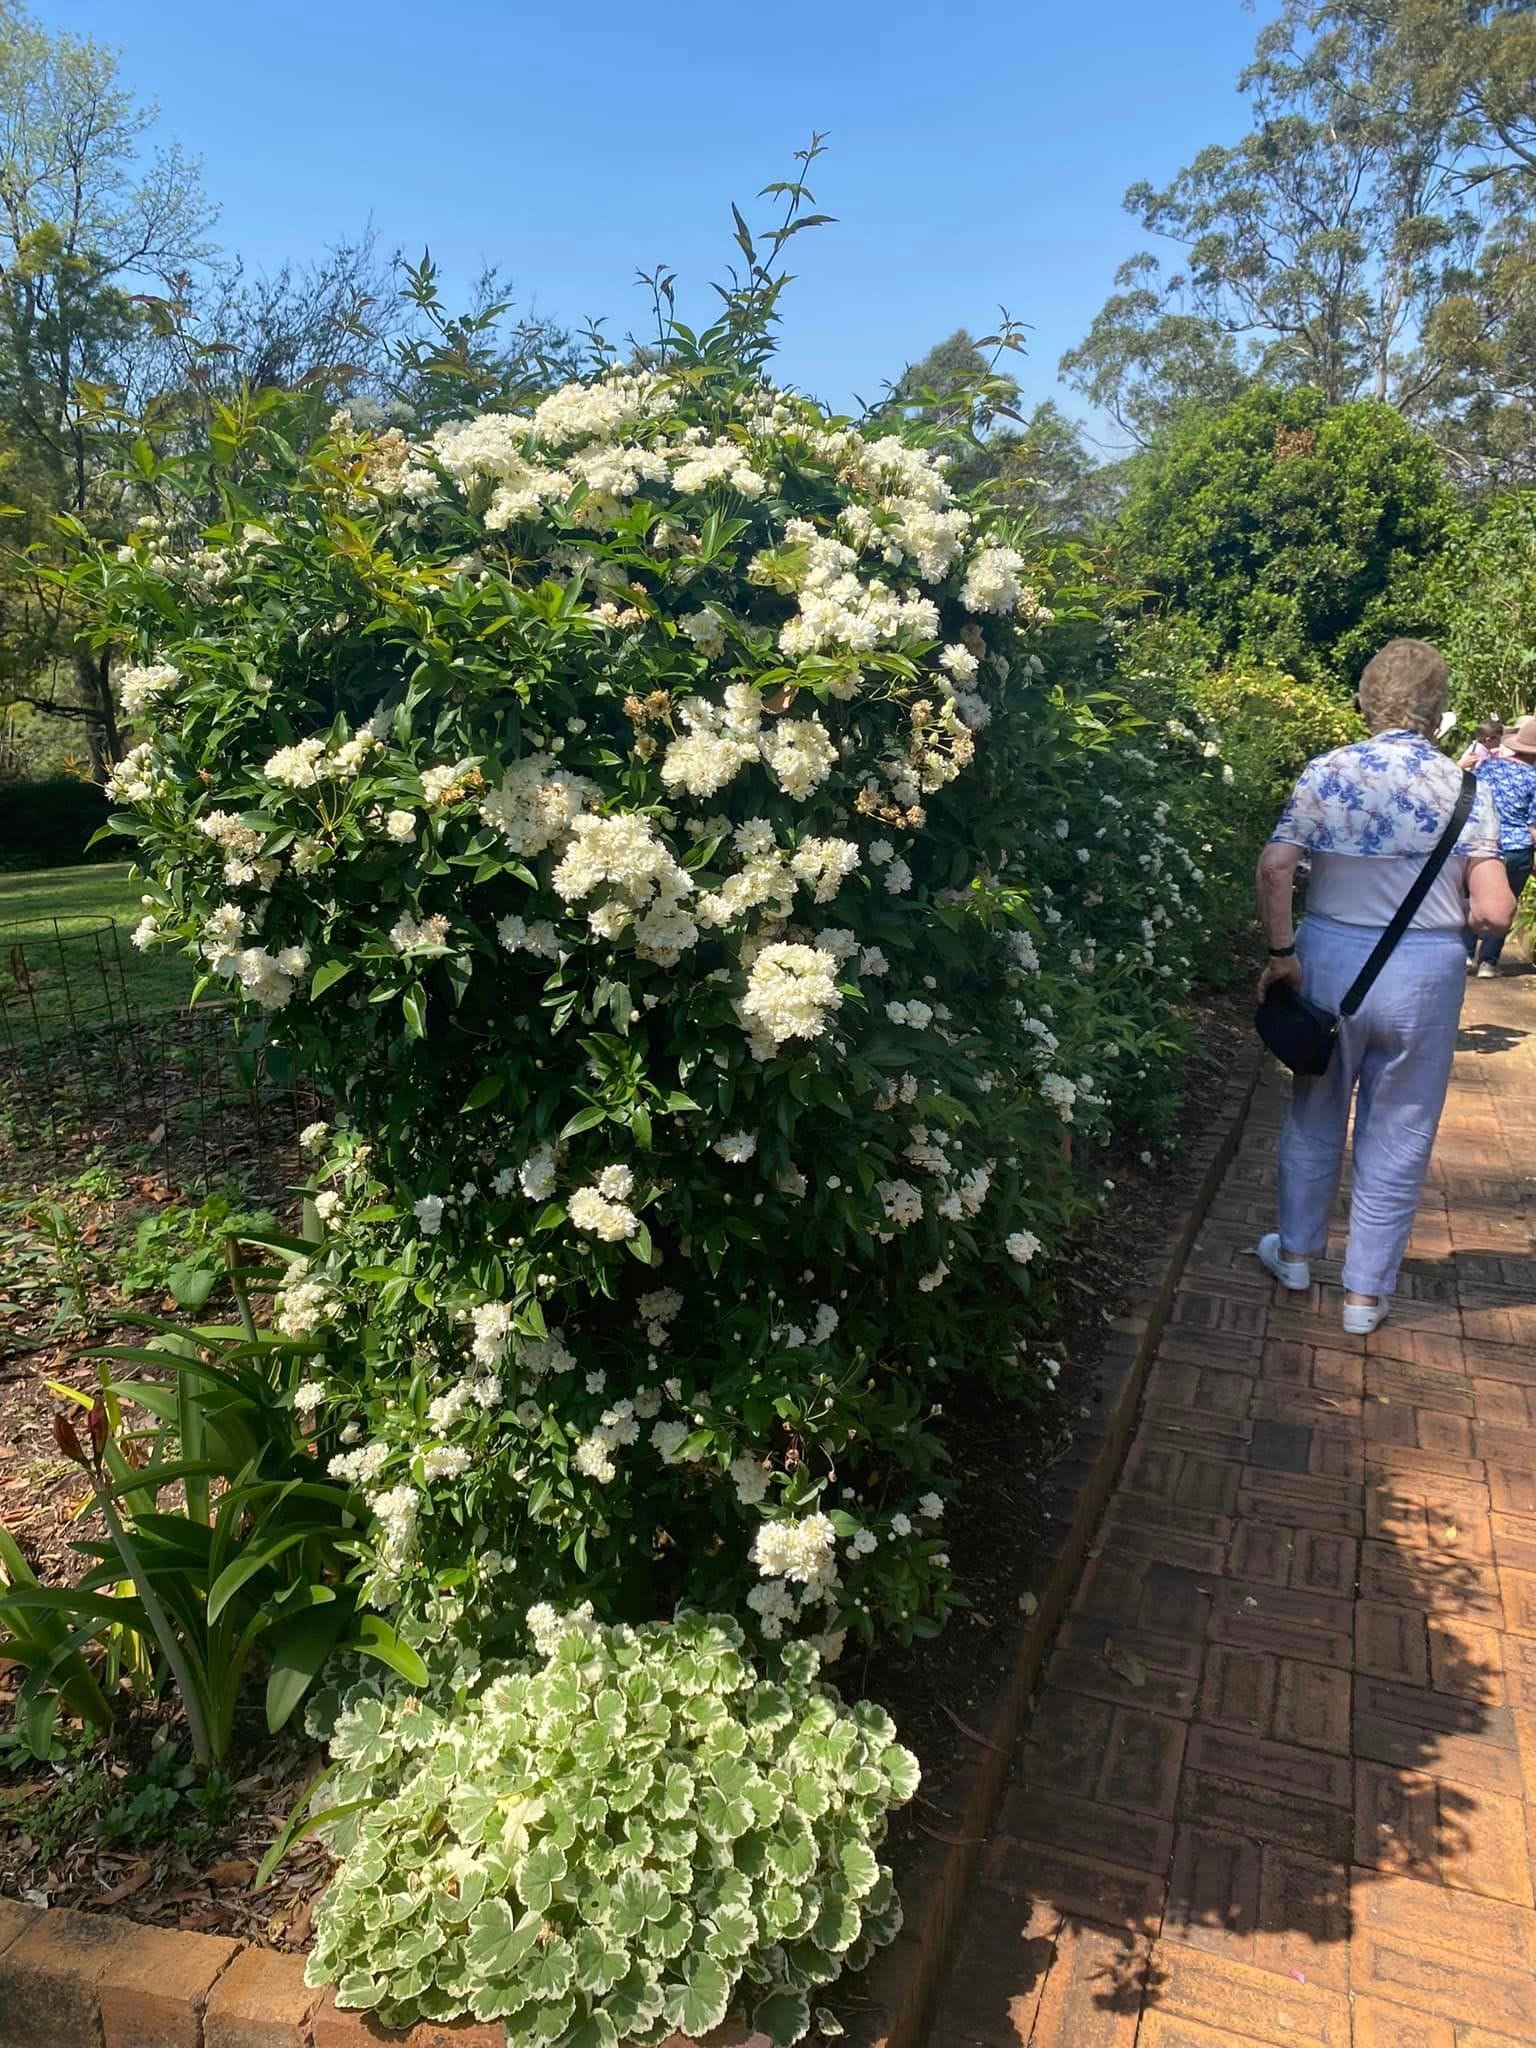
[1254,641,1514,1335]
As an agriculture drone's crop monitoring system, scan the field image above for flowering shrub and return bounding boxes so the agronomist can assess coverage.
[302,1605,913,2045]
[88,344,1231,1657]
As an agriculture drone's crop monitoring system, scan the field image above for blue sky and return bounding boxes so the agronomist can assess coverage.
[47,0,1265,439]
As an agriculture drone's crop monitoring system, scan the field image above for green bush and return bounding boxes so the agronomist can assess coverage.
[303,1607,914,2046]
[0,774,112,871]
[1428,491,1536,727]
[1183,665,1362,818]
[1110,385,1455,688]
[80,346,1240,1664]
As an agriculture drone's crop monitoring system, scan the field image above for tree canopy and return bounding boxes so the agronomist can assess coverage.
[1066,0,1536,488]
[1110,384,1456,685]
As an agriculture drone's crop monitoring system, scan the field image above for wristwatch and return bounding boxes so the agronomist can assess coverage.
[1267,944,1297,957]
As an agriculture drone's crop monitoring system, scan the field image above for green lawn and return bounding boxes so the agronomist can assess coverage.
[0,863,194,1026]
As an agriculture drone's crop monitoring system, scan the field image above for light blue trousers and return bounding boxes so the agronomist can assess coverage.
[1276,913,1465,1297]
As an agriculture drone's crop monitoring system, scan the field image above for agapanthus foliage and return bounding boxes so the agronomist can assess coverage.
[303,1605,914,2046]
[85,341,1230,1656]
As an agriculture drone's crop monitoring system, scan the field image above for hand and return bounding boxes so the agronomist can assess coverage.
[1257,953,1304,1002]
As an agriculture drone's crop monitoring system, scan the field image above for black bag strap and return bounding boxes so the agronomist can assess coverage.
[1339,769,1478,1017]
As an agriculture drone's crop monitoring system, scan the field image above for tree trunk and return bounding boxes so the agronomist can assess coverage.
[72,645,121,778]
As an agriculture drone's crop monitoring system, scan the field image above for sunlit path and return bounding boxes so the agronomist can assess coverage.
[931,966,1536,2048]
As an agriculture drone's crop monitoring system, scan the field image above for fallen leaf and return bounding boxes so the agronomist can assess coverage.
[203,1858,256,1887]
[942,1703,1007,1753]
[281,1894,316,1947]
[1018,1590,1038,1617]
[1103,1637,1147,1688]
[96,1864,152,1906]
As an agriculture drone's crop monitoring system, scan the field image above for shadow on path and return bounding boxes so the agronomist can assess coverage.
[926,971,1536,2047]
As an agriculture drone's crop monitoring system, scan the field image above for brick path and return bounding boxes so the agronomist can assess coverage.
[932,971,1536,2048]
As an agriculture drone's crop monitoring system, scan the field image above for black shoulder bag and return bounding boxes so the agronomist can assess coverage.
[1256,769,1477,1078]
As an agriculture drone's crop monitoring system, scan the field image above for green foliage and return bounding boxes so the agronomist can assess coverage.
[0,774,112,870]
[1181,665,1363,821]
[0,1524,114,1759]
[119,1190,278,1312]
[2,1307,425,1766]
[94,1742,236,1852]
[1111,386,1455,686]
[301,1608,912,2047]
[69,335,1240,1663]
[1428,491,1536,724]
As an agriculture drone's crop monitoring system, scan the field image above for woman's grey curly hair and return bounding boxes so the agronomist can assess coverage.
[1357,639,1448,737]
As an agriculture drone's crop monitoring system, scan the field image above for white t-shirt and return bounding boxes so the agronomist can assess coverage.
[1302,849,1475,933]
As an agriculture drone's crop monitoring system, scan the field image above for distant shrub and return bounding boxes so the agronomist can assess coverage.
[0,775,112,871]
[1183,665,1363,819]
[1111,386,1454,688]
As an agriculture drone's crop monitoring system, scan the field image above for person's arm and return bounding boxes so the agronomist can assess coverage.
[1255,839,1305,998]
[1468,855,1517,936]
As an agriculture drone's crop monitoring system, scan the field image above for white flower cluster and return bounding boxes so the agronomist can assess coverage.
[264,728,380,789]
[568,1164,640,1242]
[738,942,843,1056]
[119,660,180,721]
[105,743,170,804]
[275,1270,340,1339]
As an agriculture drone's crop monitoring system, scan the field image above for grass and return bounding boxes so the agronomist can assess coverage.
[0,863,194,1027]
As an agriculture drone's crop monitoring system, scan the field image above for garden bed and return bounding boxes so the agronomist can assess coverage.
[0,981,1254,1981]
[851,985,1250,1857]
[0,1026,329,1951]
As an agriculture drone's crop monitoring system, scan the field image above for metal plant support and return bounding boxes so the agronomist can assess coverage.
[0,916,322,1187]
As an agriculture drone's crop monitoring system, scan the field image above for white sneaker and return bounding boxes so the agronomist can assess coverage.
[1466,954,1477,973]
[1342,1298,1389,1335]
[1477,961,1497,978]
[1255,1232,1310,1291]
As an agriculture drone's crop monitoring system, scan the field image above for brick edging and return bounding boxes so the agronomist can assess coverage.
[845,1048,1264,2048]
[0,1890,773,2048]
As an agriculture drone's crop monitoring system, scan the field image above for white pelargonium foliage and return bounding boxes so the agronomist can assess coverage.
[305,1609,917,2048]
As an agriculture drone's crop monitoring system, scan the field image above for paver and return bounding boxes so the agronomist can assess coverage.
[925,972,1536,2044]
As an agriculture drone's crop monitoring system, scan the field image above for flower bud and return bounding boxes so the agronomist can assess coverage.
[53,1413,87,1466]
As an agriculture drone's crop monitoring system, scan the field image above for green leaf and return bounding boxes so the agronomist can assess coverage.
[522,1935,574,2001]
[402,985,427,1039]
[839,1840,880,1899]
[559,1103,608,1139]
[465,1897,544,1978]
[167,1260,217,1310]
[754,1988,812,2047]
[351,1614,429,1687]
[662,1955,731,2039]
[518,1840,568,1914]
[461,1073,505,1111]
[609,1869,669,1938]
[881,1743,921,1804]
[604,1962,664,2035]
[264,1604,348,1730]
[573,1926,629,1995]
[309,960,353,999]
[565,2012,620,2048]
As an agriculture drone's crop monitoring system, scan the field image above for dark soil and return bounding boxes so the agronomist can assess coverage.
[856,980,1252,1868]
[0,1020,329,1944]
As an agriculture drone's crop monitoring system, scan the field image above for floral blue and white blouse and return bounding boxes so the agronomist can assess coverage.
[1271,729,1500,932]
[1474,753,1536,856]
